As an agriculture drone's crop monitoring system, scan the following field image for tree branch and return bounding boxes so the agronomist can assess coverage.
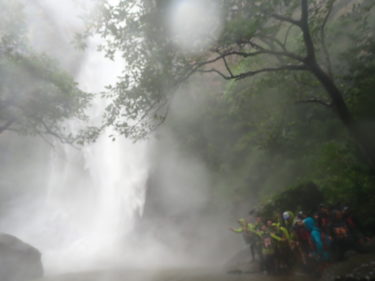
[0,97,17,111]
[182,46,305,84]
[300,0,316,63]
[296,98,331,108]
[283,24,294,48]
[0,119,14,134]
[235,64,307,80]
[249,41,304,62]
[256,33,288,53]
[199,64,306,81]
[39,118,75,146]
[220,52,234,77]
[271,13,301,26]
[320,1,334,78]
[128,99,165,130]
[198,68,233,80]
[36,131,56,148]
[178,51,260,84]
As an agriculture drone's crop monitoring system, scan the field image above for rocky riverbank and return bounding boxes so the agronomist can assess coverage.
[321,253,375,281]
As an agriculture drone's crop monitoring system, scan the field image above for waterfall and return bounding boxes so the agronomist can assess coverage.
[0,0,150,274]
[0,0,153,272]
[37,39,150,272]
[41,130,149,273]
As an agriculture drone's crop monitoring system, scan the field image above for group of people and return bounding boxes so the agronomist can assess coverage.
[231,204,364,275]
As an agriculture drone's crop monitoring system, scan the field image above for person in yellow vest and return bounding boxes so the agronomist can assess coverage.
[269,217,294,273]
[248,214,264,263]
[257,222,277,274]
[230,218,248,233]
[230,218,260,262]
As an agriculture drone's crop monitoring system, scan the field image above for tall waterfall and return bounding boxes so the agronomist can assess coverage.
[42,130,149,273]
[0,0,150,273]
[39,43,150,272]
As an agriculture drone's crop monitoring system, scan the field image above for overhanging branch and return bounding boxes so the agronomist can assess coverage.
[235,64,307,80]
[0,119,14,134]
[296,98,332,108]
[198,64,307,81]
[320,1,334,77]
[39,118,75,146]
[249,41,304,62]
[181,47,305,83]
[198,68,233,80]
[271,13,301,26]
[220,52,234,77]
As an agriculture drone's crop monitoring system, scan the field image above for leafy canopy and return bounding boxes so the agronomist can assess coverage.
[0,0,91,144]
[85,0,374,141]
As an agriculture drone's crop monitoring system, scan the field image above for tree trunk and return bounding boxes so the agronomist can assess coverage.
[298,0,375,170]
[310,62,375,171]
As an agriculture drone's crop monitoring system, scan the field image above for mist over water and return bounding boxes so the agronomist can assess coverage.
[38,37,149,273]
[0,0,151,274]
[0,0,243,277]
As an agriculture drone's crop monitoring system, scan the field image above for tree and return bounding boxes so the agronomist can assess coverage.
[89,0,375,169]
[0,0,90,144]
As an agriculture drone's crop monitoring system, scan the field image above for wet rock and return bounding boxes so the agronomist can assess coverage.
[321,254,375,281]
[0,233,43,281]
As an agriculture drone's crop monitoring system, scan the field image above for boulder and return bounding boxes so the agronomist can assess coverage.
[0,233,43,281]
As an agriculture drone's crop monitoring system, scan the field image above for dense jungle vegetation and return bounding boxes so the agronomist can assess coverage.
[84,0,375,232]
[2,0,375,233]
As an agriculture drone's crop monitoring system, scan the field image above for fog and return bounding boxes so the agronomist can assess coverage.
[1,0,149,274]
[3,0,368,280]
[167,0,223,54]
[0,0,243,278]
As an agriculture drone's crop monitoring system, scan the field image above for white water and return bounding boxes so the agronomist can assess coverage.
[40,133,149,273]
[0,0,150,274]
[38,39,150,273]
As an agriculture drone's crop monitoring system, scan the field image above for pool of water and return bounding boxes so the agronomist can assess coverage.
[35,268,316,281]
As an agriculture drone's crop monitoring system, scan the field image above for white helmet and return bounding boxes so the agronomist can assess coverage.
[282,211,291,220]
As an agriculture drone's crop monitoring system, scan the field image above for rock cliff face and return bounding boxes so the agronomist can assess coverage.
[0,233,43,281]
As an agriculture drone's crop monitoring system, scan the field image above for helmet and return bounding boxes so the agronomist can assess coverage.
[297,211,304,218]
[282,211,291,220]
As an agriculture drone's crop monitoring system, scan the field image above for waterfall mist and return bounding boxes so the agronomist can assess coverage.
[0,0,244,276]
[167,0,223,54]
[0,0,151,274]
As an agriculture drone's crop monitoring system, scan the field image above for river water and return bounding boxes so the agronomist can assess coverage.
[34,268,315,281]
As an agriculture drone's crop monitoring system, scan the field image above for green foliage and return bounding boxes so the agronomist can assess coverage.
[89,0,375,229]
[0,0,90,142]
[152,0,375,229]
[260,182,324,218]
[87,0,371,141]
